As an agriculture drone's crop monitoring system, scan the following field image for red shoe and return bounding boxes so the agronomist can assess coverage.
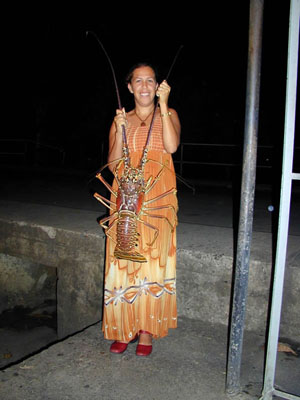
[136,330,152,356]
[136,343,152,356]
[110,334,138,354]
[110,341,128,353]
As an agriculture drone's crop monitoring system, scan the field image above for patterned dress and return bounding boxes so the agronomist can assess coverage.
[102,111,178,341]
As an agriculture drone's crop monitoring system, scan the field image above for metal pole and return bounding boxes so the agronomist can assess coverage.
[260,1,300,399]
[226,0,264,394]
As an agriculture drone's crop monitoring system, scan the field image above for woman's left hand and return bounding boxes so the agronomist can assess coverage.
[156,80,171,105]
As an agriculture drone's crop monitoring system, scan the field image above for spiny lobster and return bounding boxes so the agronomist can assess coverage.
[87,31,182,263]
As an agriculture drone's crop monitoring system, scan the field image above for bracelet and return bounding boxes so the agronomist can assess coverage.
[161,111,172,117]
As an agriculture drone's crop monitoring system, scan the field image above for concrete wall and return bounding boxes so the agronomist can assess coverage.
[0,254,56,314]
[0,202,299,342]
[176,223,300,341]
[0,203,105,339]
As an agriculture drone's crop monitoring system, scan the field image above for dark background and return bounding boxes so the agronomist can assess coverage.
[2,1,298,183]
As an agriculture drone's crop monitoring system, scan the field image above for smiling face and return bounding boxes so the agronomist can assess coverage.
[127,66,158,107]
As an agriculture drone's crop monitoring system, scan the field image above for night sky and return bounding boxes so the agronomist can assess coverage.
[3,1,297,176]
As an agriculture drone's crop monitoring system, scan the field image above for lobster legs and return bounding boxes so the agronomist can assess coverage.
[94,158,177,263]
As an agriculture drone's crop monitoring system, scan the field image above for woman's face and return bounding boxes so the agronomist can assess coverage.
[128,66,158,107]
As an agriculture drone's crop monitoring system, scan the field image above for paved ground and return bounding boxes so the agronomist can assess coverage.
[0,317,299,400]
[0,166,299,399]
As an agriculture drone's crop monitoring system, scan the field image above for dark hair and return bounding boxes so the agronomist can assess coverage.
[125,62,159,85]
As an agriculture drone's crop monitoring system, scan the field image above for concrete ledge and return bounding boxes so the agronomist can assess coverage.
[0,200,299,340]
[176,223,300,339]
[0,201,105,339]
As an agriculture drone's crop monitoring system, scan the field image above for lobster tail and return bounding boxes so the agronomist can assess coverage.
[114,211,147,263]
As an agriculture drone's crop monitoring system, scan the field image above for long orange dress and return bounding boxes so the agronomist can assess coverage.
[102,111,178,342]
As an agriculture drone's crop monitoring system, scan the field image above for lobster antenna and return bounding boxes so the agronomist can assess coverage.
[165,44,184,81]
[86,30,129,158]
[143,44,184,154]
[86,31,122,110]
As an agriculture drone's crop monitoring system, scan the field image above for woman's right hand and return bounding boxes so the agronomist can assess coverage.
[108,108,127,166]
[114,108,127,135]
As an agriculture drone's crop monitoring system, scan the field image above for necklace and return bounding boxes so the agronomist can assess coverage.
[134,109,154,126]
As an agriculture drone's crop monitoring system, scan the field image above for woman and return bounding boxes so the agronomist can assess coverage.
[102,62,181,356]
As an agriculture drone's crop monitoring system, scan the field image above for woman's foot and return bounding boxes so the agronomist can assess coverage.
[136,330,152,356]
[110,334,138,354]
[110,341,129,354]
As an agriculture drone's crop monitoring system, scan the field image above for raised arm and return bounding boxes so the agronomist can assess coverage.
[107,108,127,171]
[157,80,181,154]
